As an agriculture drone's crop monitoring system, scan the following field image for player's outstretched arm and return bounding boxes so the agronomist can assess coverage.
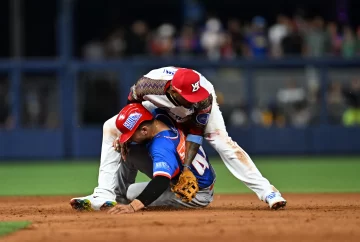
[108,175,170,214]
[127,77,169,103]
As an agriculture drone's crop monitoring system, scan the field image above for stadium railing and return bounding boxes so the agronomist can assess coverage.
[0,58,360,159]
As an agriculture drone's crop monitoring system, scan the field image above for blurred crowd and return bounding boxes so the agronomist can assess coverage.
[76,13,360,129]
[2,12,360,130]
[83,15,360,61]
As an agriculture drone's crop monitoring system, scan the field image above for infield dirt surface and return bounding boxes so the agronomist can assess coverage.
[0,194,359,242]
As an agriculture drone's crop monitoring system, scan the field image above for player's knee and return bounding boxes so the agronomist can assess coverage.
[126,186,137,201]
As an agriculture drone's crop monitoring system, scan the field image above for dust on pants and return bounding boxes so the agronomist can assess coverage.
[203,92,279,201]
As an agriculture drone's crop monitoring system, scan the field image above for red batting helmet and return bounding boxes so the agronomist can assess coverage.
[115,103,153,144]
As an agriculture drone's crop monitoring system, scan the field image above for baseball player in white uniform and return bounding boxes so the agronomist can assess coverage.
[70,67,286,211]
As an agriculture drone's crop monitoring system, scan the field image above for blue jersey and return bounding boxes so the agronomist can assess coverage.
[147,109,215,188]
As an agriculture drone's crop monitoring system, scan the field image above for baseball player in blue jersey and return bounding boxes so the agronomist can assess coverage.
[76,103,216,213]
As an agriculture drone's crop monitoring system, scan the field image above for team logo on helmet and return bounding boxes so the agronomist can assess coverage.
[123,112,142,130]
[191,81,200,92]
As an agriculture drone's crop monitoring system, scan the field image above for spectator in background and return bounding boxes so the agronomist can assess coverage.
[327,81,345,124]
[213,91,248,127]
[175,24,200,58]
[281,20,304,56]
[277,80,306,105]
[79,14,360,61]
[23,88,41,128]
[276,80,311,127]
[326,22,342,56]
[342,26,356,58]
[125,21,149,57]
[268,14,289,58]
[82,38,108,81]
[150,23,176,57]
[342,79,360,126]
[291,99,312,127]
[244,16,268,58]
[304,16,327,57]
[261,101,286,127]
[229,102,248,127]
[105,27,126,58]
[226,19,245,57]
[215,91,231,125]
[221,32,236,59]
[293,9,307,34]
[200,18,225,60]
[22,82,55,129]
[82,39,106,60]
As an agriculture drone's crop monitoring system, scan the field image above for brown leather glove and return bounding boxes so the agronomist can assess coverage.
[171,169,199,202]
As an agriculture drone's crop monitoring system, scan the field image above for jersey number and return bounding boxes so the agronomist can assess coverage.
[177,130,209,175]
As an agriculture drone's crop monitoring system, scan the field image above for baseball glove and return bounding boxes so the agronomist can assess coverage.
[171,169,199,202]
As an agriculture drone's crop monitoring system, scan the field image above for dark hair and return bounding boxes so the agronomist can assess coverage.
[136,119,155,131]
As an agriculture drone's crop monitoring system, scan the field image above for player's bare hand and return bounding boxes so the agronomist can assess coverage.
[113,137,121,153]
[113,137,129,161]
[108,204,135,214]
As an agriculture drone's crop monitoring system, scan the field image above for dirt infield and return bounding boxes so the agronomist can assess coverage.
[0,194,359,242]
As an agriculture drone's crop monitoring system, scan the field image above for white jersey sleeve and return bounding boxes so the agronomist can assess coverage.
[144,67,178,81]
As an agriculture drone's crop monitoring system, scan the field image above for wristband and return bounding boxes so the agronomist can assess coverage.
[186,134,203,145]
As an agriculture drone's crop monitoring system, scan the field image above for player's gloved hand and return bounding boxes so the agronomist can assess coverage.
[171,169,199,202]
